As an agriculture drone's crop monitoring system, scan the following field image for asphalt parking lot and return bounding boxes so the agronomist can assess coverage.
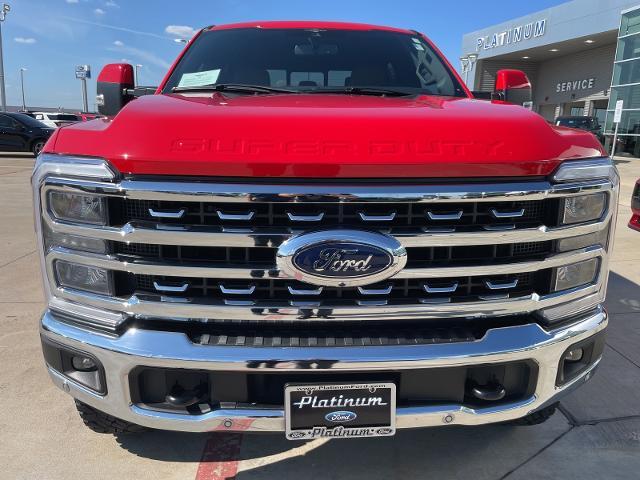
[0,153,639,480]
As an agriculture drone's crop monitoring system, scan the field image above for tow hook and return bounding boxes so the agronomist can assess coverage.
[470,382,507,402]
[165,383,208,407]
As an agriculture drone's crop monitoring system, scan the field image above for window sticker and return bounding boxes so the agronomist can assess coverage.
[177,69,221,88]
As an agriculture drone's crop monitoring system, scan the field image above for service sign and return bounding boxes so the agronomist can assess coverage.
[614,100,624,123]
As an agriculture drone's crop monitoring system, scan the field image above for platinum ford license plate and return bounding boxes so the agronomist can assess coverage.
[284,382,396,440]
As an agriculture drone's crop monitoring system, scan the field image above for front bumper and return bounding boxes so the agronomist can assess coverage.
[40,307,606,433]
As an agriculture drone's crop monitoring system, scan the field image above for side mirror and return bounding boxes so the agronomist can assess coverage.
[493,69,532,106]
[96,63,134,116]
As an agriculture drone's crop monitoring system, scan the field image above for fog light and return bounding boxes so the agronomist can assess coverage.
[564,348,584,362]
[562,193,606,225]
[48,191,107,225]
[55,261,113,295]
[553,258,599,291]
[72,355,98,372]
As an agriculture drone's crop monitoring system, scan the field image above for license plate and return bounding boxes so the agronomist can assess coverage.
[284,382,396,440]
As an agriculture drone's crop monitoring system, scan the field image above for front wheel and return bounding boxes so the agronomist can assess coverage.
[32,139,45,156]
[75,400,147,434]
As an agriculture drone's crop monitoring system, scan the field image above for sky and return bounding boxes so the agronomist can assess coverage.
[5,0,567,110]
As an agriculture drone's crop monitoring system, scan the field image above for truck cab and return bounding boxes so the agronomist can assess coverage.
[34,21,617,440]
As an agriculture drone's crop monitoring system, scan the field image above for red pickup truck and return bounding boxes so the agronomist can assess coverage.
[34,21,617,440]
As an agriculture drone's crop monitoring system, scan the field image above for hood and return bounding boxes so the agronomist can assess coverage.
[48,93,606,178]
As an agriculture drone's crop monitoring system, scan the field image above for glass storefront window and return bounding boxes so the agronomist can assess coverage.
[604,110,640,134]
[613,58,640,85]
[615,34,640,61]
[609,84,640,109]
[620,9,640,36]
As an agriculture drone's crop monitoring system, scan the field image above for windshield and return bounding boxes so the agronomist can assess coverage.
[13,113,50,128]
[163,28,466,97]
[556,117,594,129]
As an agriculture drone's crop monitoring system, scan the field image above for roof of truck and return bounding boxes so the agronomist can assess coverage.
[207,21,415,34]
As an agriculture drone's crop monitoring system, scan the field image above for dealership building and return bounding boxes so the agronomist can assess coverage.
[461,0,640,156]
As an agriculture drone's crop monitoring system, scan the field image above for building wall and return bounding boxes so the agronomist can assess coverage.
[534,43,615,106]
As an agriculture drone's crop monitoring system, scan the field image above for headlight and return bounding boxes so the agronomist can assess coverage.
[553,258,599,292]
[562,193,606,225]
[55,261,113,295]
[48,191,107,225]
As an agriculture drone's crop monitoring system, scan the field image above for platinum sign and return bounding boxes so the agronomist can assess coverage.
[477,19,546,51]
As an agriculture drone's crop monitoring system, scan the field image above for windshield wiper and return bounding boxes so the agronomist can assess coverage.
[171,83,298,94]
[307,87,413,97]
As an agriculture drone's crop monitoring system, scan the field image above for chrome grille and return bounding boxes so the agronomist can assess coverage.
[37,171,616,331]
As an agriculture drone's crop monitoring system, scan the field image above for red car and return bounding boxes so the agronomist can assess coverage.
[33,21,617,440]
[631,179,640,230]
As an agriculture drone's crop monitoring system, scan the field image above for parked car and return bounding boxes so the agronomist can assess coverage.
[555,115,604,143]
[29,111,80,128]
[0,112,54,155]
[34,21,616,439]
[631,179,640,231]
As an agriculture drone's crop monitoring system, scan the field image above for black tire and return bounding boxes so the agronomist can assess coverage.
[31,139,46,156]
[507,403,558,426]
[75,400,148,434]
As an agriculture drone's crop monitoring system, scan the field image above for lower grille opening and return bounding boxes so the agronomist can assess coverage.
[130,361,537,414]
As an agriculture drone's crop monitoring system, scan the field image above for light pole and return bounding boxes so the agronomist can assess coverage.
[0,3,11,112]
[19,67,26,111]
[459,56,470,85]
[135,64,143,86]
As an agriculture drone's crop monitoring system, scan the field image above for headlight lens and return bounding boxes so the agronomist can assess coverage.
[55,261,113,295]
[553,158,617,182]
[48,191,107,225]
[562,193,606,225]
[553,258,599,292]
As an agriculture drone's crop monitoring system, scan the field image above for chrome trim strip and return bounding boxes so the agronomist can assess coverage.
[357,285,393,295]
[40,308,607,432]
[491,208,525,218]
[44,217,611,248]
[148,208,185,219]
[358,212,396,222]
[286,212,324,222]
[41,175,613,204]
[153,281,189,293]
[427,210,463,220]
[219,284,256,295]
[45,245,605,281]
[287,286,323,296]
[50,282,602,322]
[423,282,459,294]
[485,279,519,290]
[216,210,255,221]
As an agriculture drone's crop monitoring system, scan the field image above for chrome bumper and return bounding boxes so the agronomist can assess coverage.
[41,308,606,433]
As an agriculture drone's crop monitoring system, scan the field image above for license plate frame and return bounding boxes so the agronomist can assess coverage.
[284,382,396,440]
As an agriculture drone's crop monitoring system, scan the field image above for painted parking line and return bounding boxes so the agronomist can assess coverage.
[195,419,255,480]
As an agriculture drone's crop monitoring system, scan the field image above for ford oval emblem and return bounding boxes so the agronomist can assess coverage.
[325,411,358,423]
[276,230,407,287]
